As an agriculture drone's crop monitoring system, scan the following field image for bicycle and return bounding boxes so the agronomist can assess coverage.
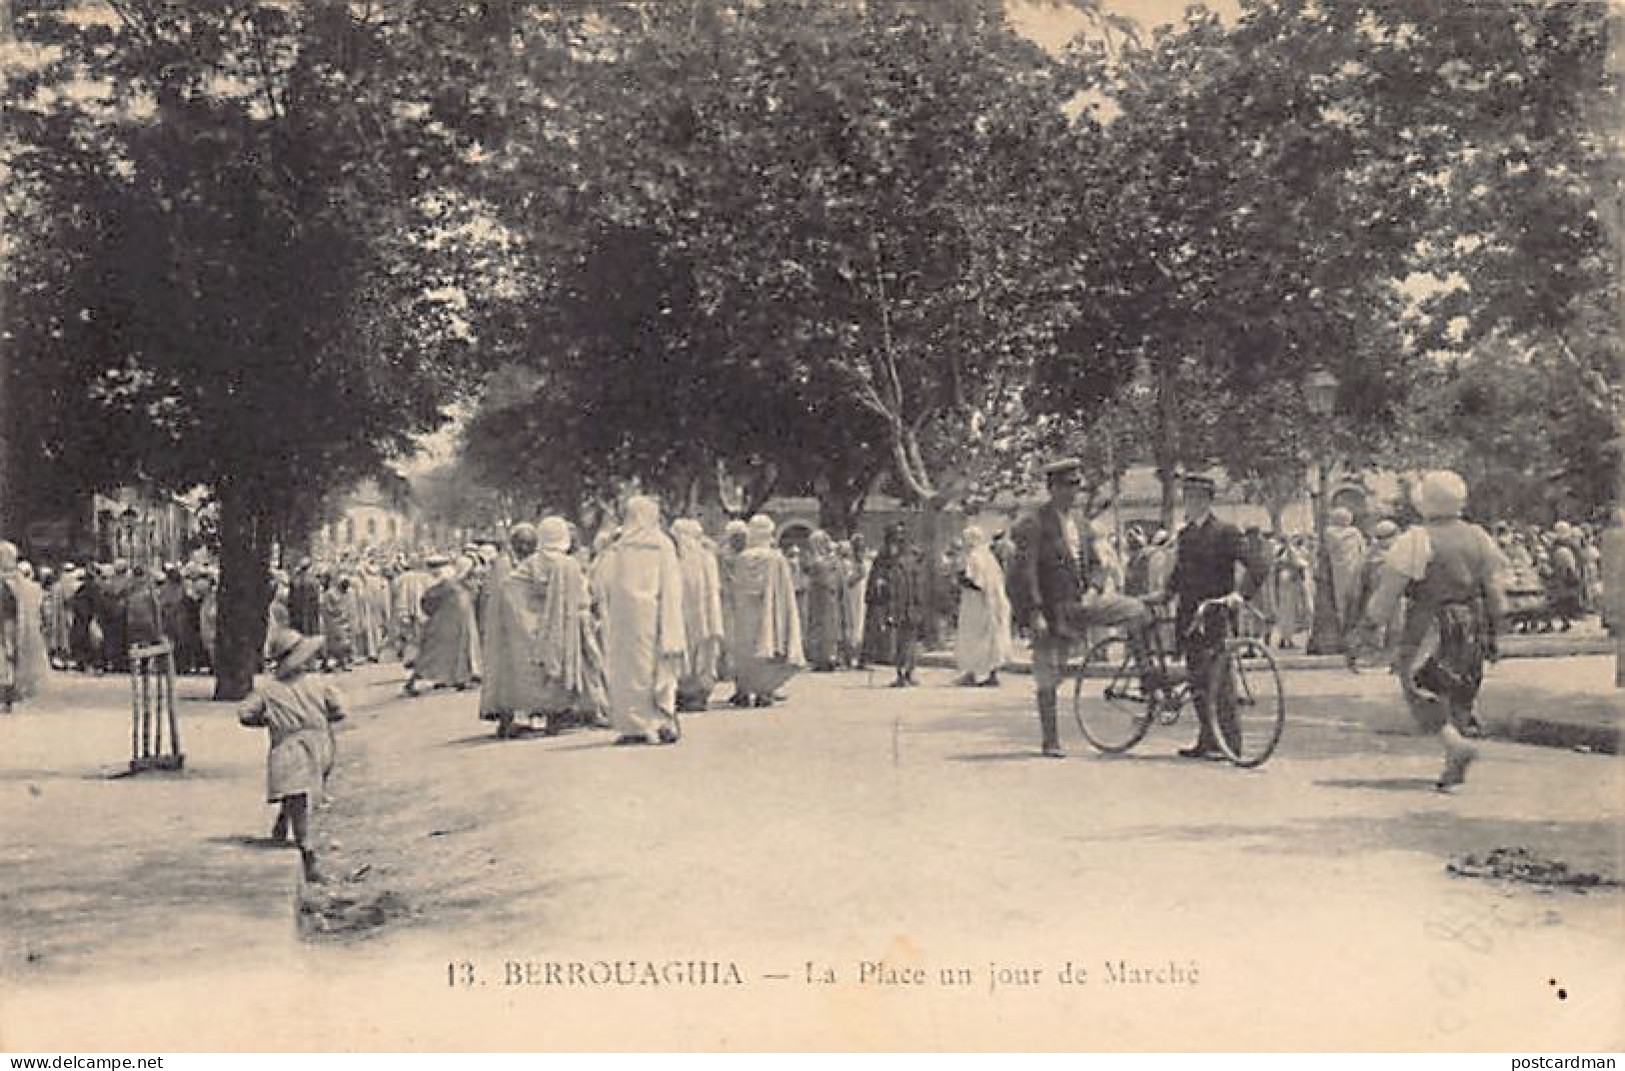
[1070,596,1286,767]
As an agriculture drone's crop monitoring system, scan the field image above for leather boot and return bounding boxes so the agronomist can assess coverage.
[1038,692,1065,758]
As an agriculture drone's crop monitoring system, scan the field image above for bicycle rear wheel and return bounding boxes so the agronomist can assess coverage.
[1072,636,1154,754]
[1206,637,1285,767]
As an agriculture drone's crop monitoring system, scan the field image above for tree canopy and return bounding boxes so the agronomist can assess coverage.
[1,0,1617,688]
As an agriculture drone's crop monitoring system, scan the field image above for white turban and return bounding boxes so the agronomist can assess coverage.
[1411,470,1468,520]
[747,514,775,549]
[671,518,706,549]
[537,516,571,555]
[619,496,664,544]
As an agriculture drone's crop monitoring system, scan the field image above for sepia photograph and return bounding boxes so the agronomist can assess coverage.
[0,0,1621,1054]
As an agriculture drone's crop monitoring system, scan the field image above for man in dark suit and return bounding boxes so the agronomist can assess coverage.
[1167,473,1266,758]
[288,559,323,637]
[1009,458,1151,758]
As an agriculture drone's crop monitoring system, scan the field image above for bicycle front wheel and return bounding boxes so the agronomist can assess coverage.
[1206,637,1285,768]
[1072,636,1154,754]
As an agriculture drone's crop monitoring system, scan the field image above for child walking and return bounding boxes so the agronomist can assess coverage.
[238,627,347,883]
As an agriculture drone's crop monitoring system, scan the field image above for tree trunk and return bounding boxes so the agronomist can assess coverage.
[1305,458,1343,655]
[1156,467,1178,532]
[815,469,877,539]
[212,481,275,701]
[1153,352,1179,531]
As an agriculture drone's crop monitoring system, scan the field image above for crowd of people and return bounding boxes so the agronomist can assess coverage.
[5,478,1620,888]
[1045,509,1616,654]
[247,501,966,745]
[4,485,1622,771]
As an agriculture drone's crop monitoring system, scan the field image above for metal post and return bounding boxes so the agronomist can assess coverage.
[129,668,140,766]
[139,655,152,758]
[164,646,182,763]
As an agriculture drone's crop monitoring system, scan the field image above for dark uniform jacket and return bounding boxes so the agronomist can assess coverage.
[1008,503,1094,641]
[1169,513,1263,648]
[289,574,323,636]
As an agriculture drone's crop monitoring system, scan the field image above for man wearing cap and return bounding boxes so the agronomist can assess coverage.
[1167,473,1267,758]
[1009,458,1153,758]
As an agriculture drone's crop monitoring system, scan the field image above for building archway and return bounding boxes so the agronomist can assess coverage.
[777,521,814,552]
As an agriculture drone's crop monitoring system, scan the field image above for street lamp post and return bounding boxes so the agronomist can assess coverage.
[1304,369,1342,655]
[120,506,141,565]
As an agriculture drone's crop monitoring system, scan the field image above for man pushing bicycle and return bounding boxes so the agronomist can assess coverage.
[1009,463,1264,760]
[1008,458,1156,758]
[1164,473,1268,759]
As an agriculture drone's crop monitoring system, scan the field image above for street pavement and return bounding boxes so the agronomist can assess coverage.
[1,657,1620,1051]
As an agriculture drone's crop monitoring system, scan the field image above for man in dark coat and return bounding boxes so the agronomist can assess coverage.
[1008,458,1152,758]
[864,524,926,686]
[288,560,323,637]
[68,568,100,671]
[1166,474,1266,758]
[94,561,131,672]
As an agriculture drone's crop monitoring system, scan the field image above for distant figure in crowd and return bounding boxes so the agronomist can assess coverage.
[844,533,872,669]
[43,565,73,666]
[1123,528,1151,596]
[196,572,218,670]
[923,537,959,653]
[361,561,391,662]
[1351,519,1403,655]
[787,545,809,638]
[1272,536,1312,649]
[1546,522,1584,630]
[265,572,291,662]
[123,564,164,649]
[1321,507,1367,646]
[1145,529,1176,592]
[714,519,750,683]
[95,560,130,671]
[801,530,847,672]
[390,557,432,664]
[479,523,549,738]
[671,518,725,712]
[68,566,99,671]
[238,627,346,883]
[350,565,378,664]
[0,541,51,712]
[954,525,1012,688]
[158,565,200,672]
[406,556,481,695]
[536,516,609,725]
[41,566,71,669]
[1357,470,1507,791]
[864,523,926,687]
[289,560,323,637]
[592,496,685,745]
[319,573,356,672]
[726,514,804,708]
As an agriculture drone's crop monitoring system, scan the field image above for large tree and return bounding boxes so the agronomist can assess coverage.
[2,2,516,696]
[1037,0,1617,525]
[454,0,1096,534]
